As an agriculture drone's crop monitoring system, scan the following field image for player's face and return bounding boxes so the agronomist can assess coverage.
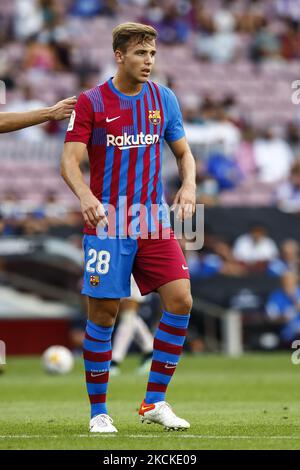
[118,40,156,83]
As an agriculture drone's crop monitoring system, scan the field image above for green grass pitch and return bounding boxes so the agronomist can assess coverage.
[0,353,300,450]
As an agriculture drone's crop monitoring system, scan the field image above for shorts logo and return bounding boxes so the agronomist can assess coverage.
[90,275,100,286]
[148,110,161,125]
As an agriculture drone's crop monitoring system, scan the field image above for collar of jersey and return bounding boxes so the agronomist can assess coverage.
[108,77,147,100]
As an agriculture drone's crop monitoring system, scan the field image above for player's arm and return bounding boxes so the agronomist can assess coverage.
[168,136,196,220]
[0,96,77,133]
[60,142,108,229]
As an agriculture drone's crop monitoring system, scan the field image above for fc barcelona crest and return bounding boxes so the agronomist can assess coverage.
[149,110,161,125]
[90,275,100,287]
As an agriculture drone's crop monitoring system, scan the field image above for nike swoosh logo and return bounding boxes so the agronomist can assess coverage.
[106,116,120,123]
[165,364,177,369]
[182,265,189,270]
[140,405,155,413]
[90,372,107,377]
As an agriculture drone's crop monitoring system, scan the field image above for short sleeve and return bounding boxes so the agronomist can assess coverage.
[64,93,93,145]
[163,88,185,143]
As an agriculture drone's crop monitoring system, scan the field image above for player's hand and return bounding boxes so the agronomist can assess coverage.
[171,183,196,220]
[49,96,77,121]
[80,192,108,229]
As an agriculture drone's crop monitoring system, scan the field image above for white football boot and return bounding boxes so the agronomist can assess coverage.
[139,400,190,430]
[89,414,118,433]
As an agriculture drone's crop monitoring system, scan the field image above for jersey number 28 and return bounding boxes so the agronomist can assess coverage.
[86,249,111,274]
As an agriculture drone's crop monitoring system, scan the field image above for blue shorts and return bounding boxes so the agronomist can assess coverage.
[82,235,137,298]
[82,230,189,299]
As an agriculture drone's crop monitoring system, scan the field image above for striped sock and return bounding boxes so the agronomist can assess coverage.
[144,310,190,404]
[83,320,113,418]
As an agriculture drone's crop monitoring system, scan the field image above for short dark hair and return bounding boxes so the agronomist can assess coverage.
[112,22,157,52]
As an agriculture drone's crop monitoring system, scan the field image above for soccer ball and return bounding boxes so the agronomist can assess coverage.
[42,345,74,375]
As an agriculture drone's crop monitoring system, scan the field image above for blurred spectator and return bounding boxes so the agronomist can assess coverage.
[19,214,49,235]
[0,191,22,220]
[37,192,69,222]
[234,125,257,180]
[275,161,300,213]
[266,271,300,343]
[268,239,300,277]
[140,0,164,25]
[196,176,219,206]
[237,1,265,34]
[0,214,10,236]
[178,235,223,279]
[181,95,202,124]
[249,18,281,63]
[275,0,300,21]
[70,0,103,17]
[192,2,213,33]
[70,0,117,17]
[195,0,238,63]
[233,223,279,267]
[285,122,300,157]
[22,39,65,72]
[184,103,241,155]
[37,2,72,71]
[0,214,4,235]
[144,2,190,45]
[253,127,294,183]
[221,94,241,127]
[180,234,245,279]
[4,84,48,141]
[213,239,247,276]
[281,18,300,60]
[206,151,242,191]
[14,0,44,41]
[195,159,219,206]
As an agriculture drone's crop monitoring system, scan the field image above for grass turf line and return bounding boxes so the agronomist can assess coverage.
[0,353,300,450]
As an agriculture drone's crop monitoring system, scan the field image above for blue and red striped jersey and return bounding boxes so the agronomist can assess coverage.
[65,78,185,236]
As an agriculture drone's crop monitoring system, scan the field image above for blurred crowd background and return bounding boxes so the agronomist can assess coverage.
[1,0,300,355]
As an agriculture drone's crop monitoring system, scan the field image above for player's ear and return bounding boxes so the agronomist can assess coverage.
[115,49,124,64]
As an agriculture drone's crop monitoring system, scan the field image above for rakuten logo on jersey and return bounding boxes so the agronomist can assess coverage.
[107,132,159,150]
